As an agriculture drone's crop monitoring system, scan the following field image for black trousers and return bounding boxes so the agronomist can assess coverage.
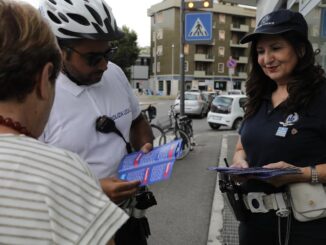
[115,217,150,245]
[239,212,326,245]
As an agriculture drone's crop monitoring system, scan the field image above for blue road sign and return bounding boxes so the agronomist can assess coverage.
[185,12,212,43]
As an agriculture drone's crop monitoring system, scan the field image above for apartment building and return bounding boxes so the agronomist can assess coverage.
[130,47,151,93]
[225,0,326,74]
[147,0,256,96]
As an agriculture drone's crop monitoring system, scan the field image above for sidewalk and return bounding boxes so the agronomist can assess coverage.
[207,134,240,245]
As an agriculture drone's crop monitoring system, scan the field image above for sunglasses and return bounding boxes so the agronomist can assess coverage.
[67,46,117,67]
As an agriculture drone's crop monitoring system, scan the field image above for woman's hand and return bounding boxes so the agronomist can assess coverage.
[232,137,249,169]
[262,161,303,187]
[263,161,295,169]
[231,159,249,168]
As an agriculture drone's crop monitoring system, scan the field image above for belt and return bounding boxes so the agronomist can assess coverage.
[243,192,290,217]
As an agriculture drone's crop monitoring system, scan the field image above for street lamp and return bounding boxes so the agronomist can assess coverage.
[153,30,158,94]
[180,0,185,116]
[171,44,175,78]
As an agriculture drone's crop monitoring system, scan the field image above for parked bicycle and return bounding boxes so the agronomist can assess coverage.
[157,104,195,160]
[141,104,165,147]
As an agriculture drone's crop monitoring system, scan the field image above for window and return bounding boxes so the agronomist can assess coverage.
[185,60,189,72]
[218,63,224,73]
[159,80,164,91]
[219,14,225,23]
[219,30,225,41]
[156,12,163,23]
[157,62,160,73]
[214,81,226,90]
[152,31,156,41]
[184,44,189,55]
[239,98,247,109]
[156,45,163,56]
[156,29,163,40]
[218,46,225,57]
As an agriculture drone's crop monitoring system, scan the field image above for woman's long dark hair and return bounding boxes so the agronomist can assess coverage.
[244,31,326,118]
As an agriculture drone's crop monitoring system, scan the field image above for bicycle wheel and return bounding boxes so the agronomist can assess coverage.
[163,128,191,160]
[151,124,166,147]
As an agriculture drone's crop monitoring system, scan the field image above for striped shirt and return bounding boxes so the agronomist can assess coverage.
[0,134,128,244]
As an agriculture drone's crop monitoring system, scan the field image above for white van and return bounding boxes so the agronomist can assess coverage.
[207,94,247,130]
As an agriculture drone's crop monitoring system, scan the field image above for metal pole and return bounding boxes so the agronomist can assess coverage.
[179,0,185,116]
[153,31,158,94]
[171,44,175,78]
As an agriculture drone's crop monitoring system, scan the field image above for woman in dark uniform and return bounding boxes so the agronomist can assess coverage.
[232,9,326,245]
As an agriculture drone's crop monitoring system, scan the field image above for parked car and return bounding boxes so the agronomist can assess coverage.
[174,91,209,118]
[202,91,218,109]
[207,94,247,130]
[227,89,244,95]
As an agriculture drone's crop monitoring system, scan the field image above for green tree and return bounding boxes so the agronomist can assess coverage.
[110,26,140,80]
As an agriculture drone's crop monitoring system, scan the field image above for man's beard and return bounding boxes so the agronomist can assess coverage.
[62,64,103,86]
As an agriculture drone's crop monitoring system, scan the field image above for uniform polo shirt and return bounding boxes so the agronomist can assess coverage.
[239,87,326,192]
[41,62,140,179]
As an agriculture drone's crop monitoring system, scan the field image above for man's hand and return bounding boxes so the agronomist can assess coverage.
[140,142,153,153]
[100,177,141,204]
[130,113,154,150]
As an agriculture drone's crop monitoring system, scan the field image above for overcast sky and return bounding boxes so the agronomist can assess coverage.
[19,0,162,47]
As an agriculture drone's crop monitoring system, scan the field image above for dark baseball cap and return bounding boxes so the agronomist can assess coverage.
[240,9,308,44]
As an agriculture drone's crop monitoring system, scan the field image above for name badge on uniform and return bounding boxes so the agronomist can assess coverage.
[275,126,288,137]
[276,112,299,137]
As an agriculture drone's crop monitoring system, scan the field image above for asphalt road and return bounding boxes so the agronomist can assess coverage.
[139,98,238,245]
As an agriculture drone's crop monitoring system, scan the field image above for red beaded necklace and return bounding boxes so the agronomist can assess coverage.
[0,115,33,137]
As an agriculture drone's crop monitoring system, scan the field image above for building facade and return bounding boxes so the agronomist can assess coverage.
[224,0,326,73]
[130,47,152,94]
[148,0,256,96]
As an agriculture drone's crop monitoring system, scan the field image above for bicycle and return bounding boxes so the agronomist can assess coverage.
[141,104,166,147]
[157,104,194,159]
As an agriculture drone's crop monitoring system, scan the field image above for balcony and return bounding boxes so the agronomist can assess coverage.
[194,53,215,62]
[194,70,206,77]
[230,24,249,32]
[194,70,213,78]
[238,72,248,79]
[230,41,249,48]
[236,56,248,64]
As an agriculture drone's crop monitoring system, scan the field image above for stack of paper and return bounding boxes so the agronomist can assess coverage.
[208,166,301,179]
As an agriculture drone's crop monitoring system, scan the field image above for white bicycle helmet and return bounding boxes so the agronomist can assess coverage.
[40,0,124,40]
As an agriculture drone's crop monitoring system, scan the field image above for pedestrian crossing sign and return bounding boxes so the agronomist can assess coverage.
[185,12,212,43]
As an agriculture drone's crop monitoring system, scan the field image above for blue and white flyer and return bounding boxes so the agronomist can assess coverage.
[118,139,182,185]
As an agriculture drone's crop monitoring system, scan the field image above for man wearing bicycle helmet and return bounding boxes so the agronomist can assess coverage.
[39,0,155,244]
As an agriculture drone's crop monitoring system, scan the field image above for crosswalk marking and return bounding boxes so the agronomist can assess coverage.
[188,18,208,37]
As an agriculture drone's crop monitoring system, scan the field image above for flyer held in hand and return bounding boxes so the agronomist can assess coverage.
[208,166,301,179]
[119,139,183,185]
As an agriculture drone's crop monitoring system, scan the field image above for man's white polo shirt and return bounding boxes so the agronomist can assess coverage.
[41,62,141,179]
